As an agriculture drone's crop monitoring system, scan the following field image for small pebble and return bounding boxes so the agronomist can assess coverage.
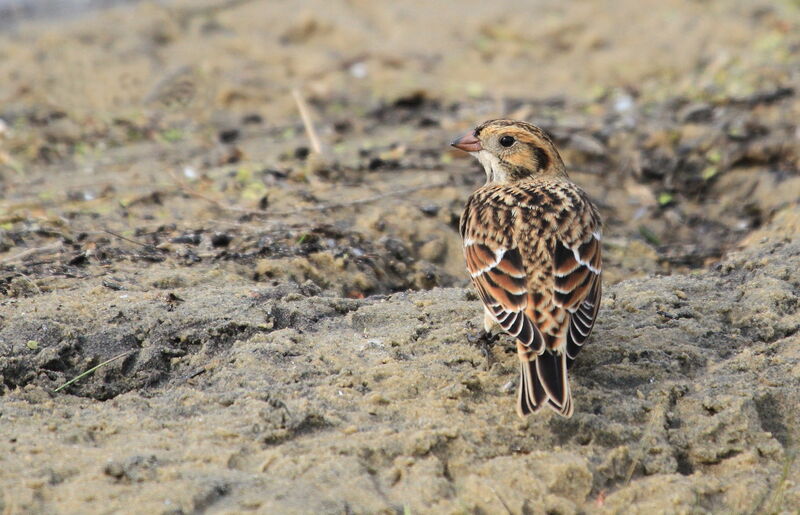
[211,233,233,247]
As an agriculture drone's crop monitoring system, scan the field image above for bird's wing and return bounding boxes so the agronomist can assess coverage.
[552,219,602,366]
[460,192,544,353]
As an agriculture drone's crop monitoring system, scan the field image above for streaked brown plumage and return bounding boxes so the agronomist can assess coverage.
[452,119,602,418]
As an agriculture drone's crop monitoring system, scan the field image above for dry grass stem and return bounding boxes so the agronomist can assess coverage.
[292,88,324,155]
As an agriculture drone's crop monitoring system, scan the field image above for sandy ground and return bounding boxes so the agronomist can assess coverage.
[1,0,800,513]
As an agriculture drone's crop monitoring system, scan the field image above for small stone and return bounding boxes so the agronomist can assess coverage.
[218,128,240,143]
[210,233,233,247]
[367,393,389,405]
[104,461,125,479]
[171,233,201,245]
[677,102,713,123]
[242,113,263,125]
[569,133,606,157]
[418,239,446,263]
[294,146,310,160]
[420,205,440,217]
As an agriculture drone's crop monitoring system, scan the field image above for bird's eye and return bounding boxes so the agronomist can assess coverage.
[499,135,515,147]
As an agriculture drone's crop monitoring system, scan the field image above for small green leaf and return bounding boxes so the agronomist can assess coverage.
[236,166,253,183]
[657,192,674,206]
[74,142,90,157]
[241,181,267,201]
[466,82,484,98]
[588,84,608,101]
[161,128,184,143]
[754,31,783,52]
[26,340,39,350]
[705,149,722,163]
[701,166,719,180]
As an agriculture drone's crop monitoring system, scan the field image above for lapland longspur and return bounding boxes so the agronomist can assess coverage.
[452,120,602,418]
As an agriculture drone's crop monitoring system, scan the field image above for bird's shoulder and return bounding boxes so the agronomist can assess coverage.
[461,178,601,246]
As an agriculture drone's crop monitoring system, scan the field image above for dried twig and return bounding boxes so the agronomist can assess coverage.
[180,189,257,215]
[175,0,259,22]
[292,88,323,155]
[205,219,299,231]
[488,484,513,515]
[0,242,62,264]
[102,229,152,248]
[183,180,452,218]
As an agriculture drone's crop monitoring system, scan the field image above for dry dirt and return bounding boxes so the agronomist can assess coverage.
[1,0,800,513]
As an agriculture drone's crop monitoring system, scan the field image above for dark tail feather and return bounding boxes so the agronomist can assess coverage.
[516,358,546,417]
[516,351,573,418]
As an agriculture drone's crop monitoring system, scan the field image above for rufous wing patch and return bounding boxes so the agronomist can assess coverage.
[566,278,601,365]
[465,243,499,275]
[465,242,543,352]
[552,232,602,366]
[553,235,602,311]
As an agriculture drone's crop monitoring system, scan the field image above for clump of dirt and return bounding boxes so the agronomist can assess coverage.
[1,0,799,512]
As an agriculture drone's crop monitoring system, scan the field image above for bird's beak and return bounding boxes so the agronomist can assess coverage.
[451,132,482,152]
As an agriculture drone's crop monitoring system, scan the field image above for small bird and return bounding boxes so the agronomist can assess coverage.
[452,119,602,418]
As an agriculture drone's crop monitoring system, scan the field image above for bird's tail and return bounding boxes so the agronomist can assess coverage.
[516,344,573,418]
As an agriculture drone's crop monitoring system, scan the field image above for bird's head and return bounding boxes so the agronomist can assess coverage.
[451,119,566,184]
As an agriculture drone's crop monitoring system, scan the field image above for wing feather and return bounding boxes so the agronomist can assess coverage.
[553,234,602,366]
[465,241,544,352]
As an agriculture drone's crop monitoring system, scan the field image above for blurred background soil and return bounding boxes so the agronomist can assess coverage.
[1,0,799,513]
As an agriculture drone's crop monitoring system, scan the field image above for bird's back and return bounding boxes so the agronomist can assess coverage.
[461,177,602,345]
[460,177,602,416]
